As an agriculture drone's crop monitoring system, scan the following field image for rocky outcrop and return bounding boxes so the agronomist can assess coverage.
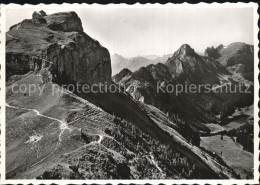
[32,10,47,19]
[204,46,221,59]
[112,68,132,83]
[6,11,112,85]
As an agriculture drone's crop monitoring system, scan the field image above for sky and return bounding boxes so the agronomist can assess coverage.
[6,6,254,57]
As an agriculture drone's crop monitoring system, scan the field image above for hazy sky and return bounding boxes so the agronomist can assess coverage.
[6,6,254,57]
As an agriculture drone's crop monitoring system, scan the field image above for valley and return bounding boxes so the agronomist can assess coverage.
[201,105,254,178]
[201,135,253,179]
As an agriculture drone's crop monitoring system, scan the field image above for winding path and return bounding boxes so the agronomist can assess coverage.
[7,103,108,171]
[6,103,71,146]
[6,103,74,169]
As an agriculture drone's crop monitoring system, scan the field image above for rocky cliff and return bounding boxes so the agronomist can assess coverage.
[6,11,112,85]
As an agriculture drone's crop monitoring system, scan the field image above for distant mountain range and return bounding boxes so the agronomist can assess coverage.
[111,53,172,75]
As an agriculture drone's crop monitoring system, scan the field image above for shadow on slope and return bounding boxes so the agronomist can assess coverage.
[81,89,233,179]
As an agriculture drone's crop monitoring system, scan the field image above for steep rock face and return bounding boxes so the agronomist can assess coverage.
[6,11,112,85]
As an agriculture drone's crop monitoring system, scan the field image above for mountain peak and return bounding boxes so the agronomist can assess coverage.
[180,43,192,49]
[175,44,196,56]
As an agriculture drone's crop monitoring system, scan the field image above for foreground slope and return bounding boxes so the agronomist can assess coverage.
[6,73,237,179]
[6,73,115,179]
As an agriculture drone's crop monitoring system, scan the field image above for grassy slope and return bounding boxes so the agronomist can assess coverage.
[6,72,234,179]
[201,135,253,179]
[6,73,117,179]
[201,105,254,178]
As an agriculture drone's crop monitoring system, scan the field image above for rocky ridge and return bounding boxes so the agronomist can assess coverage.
[113,44,254,130]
